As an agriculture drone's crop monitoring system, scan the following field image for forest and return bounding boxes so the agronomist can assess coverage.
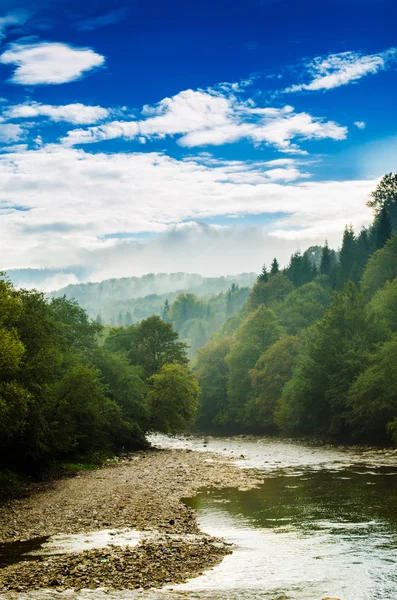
[2,172,397,479]
[195,173,397,445]
[0,286,198,473]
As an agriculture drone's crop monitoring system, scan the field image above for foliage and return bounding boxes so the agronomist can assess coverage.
[194,339,231,430]
[362,235,397,296]
[248,273,294,311]
[0,278,198,472]
[276,281,331,335]
[104,315,188,378]
[224,306,282,426]
[147,364,199,434]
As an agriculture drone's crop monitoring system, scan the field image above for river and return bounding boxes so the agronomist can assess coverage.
[3,435,397,600]
[149,434,397,600]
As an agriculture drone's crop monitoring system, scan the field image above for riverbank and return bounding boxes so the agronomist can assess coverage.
[0,447,262,594]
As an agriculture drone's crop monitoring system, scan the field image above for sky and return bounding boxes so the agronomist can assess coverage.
[0,0,396,289]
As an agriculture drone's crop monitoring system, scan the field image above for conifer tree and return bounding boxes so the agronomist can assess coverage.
[372,205,392,251]
[270,258,280,276]
[320,241,331,277]
[258,263,269,283]
[336,225,357,290]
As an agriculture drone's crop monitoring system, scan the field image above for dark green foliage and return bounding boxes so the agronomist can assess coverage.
[336,225,358,289]
[248,273,294,311]
[194,175,397,445]
[249,335,300,431]
[224,306,282,426]
[104,315,188,378]
[276,282,331,335]
[276,283,382,437]
[147,364,199,434]
[270,258,280,276]
[286,251,316,287]
[258,264,269,283]
[362,236,397,296]
[194,339,231,430]
[371,206,392,251]
[347,335,397,442]
[0,279,198,471]
[367,172,397,232]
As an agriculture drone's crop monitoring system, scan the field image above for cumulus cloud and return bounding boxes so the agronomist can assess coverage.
[63,89,347,153]
[0,145,374,273]
[354,120,366,129]
[0,41,105,85]
[5,102,109,124]
[286,48,397,93]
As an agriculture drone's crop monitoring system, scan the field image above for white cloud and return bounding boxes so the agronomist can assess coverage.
[354,121,366,129]
[63,89,347,153]
[0,145,374,274]
[0,41,105,85]
[286,48,397,93]
[5,102,109,124]
[0,122,25,143]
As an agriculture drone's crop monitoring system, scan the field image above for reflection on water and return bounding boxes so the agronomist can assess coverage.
[149,435,397,600]
[5,436,397,600]
[177,466,397,600]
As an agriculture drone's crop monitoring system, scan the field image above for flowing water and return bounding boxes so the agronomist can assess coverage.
[4,435,397,600]
[149,435,397,600]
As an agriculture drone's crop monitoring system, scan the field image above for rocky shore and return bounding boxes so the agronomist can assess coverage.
[0,447,262,595]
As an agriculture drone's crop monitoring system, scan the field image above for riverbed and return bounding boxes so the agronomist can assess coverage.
[1,435,397,600]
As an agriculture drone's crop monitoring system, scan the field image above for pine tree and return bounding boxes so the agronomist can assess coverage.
[270,258,280,276]
[117,312,123,326]
[372,205,392,251]
[320,241,331,277]
[125,311,133,327]
[258,263,269,283]
[336,225,357,290]
[95,314,102,325]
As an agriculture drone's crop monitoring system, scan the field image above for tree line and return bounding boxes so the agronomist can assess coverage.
[0,283,198,472]
[195,173,397,445]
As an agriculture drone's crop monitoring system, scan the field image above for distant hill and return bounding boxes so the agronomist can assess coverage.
[49,272,257,324]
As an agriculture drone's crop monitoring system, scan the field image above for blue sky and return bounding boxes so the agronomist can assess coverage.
[0,0,396,287]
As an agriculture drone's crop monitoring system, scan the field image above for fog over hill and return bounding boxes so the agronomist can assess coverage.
[47,272,257,324]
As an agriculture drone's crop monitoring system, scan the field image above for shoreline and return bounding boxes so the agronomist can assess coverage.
[0,447,262,595]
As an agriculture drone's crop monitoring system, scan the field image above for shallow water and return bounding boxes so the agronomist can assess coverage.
[5,435,397,600]
[149,435,397,600]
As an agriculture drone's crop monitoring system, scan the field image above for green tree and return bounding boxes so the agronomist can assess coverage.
[248,273,294,311]
[270,258,279,276]
[347,335,397,443]
[277,283,382,437]
[336,225,358,289]
[147,364,199,433]
[362,235,397,296]
[367,172,397,232]
[249,335,300,431]
[170,293,205,330]
[225,306,282,425]
[258,263,269,283]
[371,206,392,251]
[276,281,331,335]
[104,315,188,378]
[195,339,231,430]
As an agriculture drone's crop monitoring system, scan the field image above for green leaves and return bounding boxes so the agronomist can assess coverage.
[147,364,199,434]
